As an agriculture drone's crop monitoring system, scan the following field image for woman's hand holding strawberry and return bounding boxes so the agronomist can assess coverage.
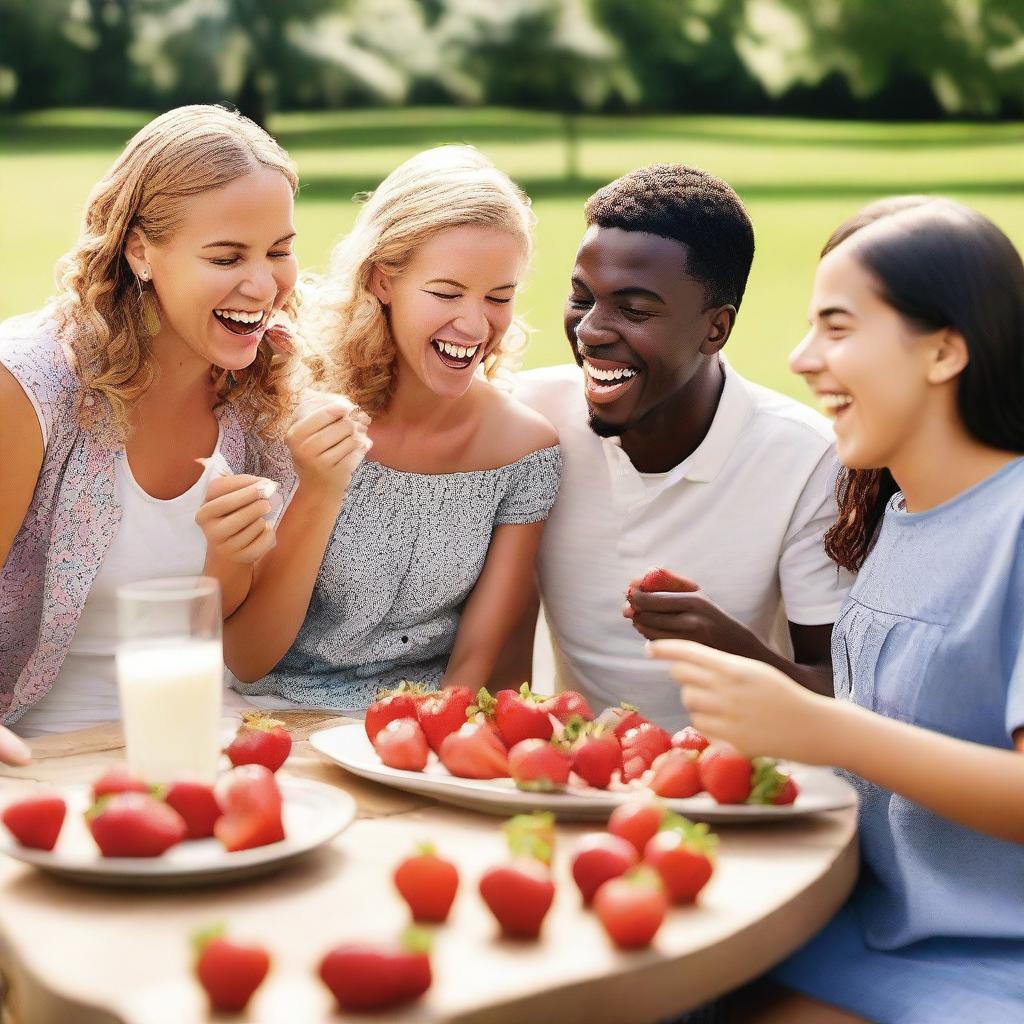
[647,639,836,766]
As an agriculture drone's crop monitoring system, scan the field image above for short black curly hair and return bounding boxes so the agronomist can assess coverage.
[584,164,755,310]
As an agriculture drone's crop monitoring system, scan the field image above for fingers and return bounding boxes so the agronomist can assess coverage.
[647,638,740,672]
[0,727,31,766]
[628,590,706,614]
[231,520,277,564]
[322,433,371,469]
[630,610,703,637]
[196,479,274,524]
[288,398,369,447]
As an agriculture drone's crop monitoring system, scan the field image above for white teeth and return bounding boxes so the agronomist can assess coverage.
[215,309,265,324]
[584,360,638,382]
[436,340,479,360]
[819,393,853,413]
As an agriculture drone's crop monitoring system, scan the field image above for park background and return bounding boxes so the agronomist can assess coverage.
[2,0,1023,403]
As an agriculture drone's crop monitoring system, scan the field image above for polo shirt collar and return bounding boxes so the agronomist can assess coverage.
[601,356,756,485]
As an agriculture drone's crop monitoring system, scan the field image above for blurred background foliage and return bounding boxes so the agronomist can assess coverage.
[1,0,1023,399]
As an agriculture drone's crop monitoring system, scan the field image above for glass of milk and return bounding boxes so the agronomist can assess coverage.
[116,577,223,783]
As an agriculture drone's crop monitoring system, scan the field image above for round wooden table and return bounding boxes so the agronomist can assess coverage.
[0,714,857,1024]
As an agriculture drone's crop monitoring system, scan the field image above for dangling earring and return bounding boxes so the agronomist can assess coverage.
[136,267,161,336]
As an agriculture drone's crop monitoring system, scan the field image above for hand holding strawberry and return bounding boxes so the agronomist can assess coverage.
[647,639,835,764]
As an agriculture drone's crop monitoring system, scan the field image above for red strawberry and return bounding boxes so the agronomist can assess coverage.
[608,799,665,855]
[672,726,710,753]
[508,738,571,792]
[87,793,186,857]
[225,712,292,773]
[92,764,149,800]
[214,765,285,852]
[570,832,638,904]
[479,858,555,939]
[365,681,429,743]
[476,684,553,748]
[699,743,754,804]
[547,690,595,724]
[647,748,702,798]
[393,843,459,923]
[319,930,432,1011]
[620,722,673,782]
[566,720,621,790]
[748,757,800,806]
[164,780,221,840]
[643,814,717,904]
[193,924,270,1013]
[373,718,429,772]
[598,703,651,741]
[629,567,699,596]
[438,722,508,780]
[594,867,668,949]
[416,686,475,753]
[2,793,66,851]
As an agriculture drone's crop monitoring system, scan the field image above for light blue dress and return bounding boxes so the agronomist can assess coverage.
[773,458,1024,1023]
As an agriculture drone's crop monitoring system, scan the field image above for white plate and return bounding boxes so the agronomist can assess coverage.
[311,723,857,824]
[0,778,356,887]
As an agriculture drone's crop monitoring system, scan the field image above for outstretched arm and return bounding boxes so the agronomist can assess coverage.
[649,639,1024,845]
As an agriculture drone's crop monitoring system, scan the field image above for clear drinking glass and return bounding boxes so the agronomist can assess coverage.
[116,576,223,783]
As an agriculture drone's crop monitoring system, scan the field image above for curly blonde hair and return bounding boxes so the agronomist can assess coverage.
[302,145,536,412]
[53,104,301,444]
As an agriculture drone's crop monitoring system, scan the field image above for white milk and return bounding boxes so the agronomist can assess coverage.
[116,639,223,783]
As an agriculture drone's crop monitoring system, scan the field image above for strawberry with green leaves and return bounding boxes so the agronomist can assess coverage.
[565,717,622,790]
[593,867,669,949]
[508,738,571,792]
[474,683,554,749]
[373,717,430,772]
[193,924,270,1013]
[699,742,754,804]
[87,793,186,857]
[438,721,509,779]
[416,686,475,753]
[394,843,460,923]
[365,681,429,743]
[620,722,673,782]
[319,929,432,1011]
[643,813,717,904]
[547,689,595,724]
[749,757,800,805]
[225,712,292,773]
[2,793,66,851]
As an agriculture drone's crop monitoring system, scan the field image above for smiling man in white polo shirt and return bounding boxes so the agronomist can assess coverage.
[507,164,849,731]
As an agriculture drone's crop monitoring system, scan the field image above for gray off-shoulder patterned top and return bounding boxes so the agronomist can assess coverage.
[238,445,561,711]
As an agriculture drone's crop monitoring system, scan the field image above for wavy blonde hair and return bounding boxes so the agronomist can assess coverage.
[53,104,301,444]
[302,145,536,412]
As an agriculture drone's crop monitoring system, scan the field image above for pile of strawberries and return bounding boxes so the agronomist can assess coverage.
[366,682,799,807]
[1,713,293,858]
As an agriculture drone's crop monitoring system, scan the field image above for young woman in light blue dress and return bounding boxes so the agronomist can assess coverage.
[651,197,1024,1024]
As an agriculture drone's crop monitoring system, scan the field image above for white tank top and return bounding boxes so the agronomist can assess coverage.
[19,431,249,736]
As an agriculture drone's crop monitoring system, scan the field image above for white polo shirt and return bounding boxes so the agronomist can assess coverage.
[517,360,851,731]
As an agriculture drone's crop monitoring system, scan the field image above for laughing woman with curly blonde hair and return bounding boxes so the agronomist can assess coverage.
[0,105,357,751]
[224,146,561,713]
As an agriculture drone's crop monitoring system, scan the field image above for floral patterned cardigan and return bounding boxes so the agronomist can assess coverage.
[0,312,297,726]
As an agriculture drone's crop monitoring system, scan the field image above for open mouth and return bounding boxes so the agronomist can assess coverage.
[431,338,481,371]
[583,357,641,404]
[213,308,268,337]
[818,392,853,420]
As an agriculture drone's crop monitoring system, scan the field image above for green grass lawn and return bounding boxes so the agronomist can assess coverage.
[3,107,1023,403]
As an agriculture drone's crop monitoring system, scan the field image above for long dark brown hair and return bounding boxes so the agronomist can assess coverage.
[821,197,1024,570]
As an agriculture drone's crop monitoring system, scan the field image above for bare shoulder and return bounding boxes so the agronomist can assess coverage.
[0,363,42,438]
[477,383,560,465]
